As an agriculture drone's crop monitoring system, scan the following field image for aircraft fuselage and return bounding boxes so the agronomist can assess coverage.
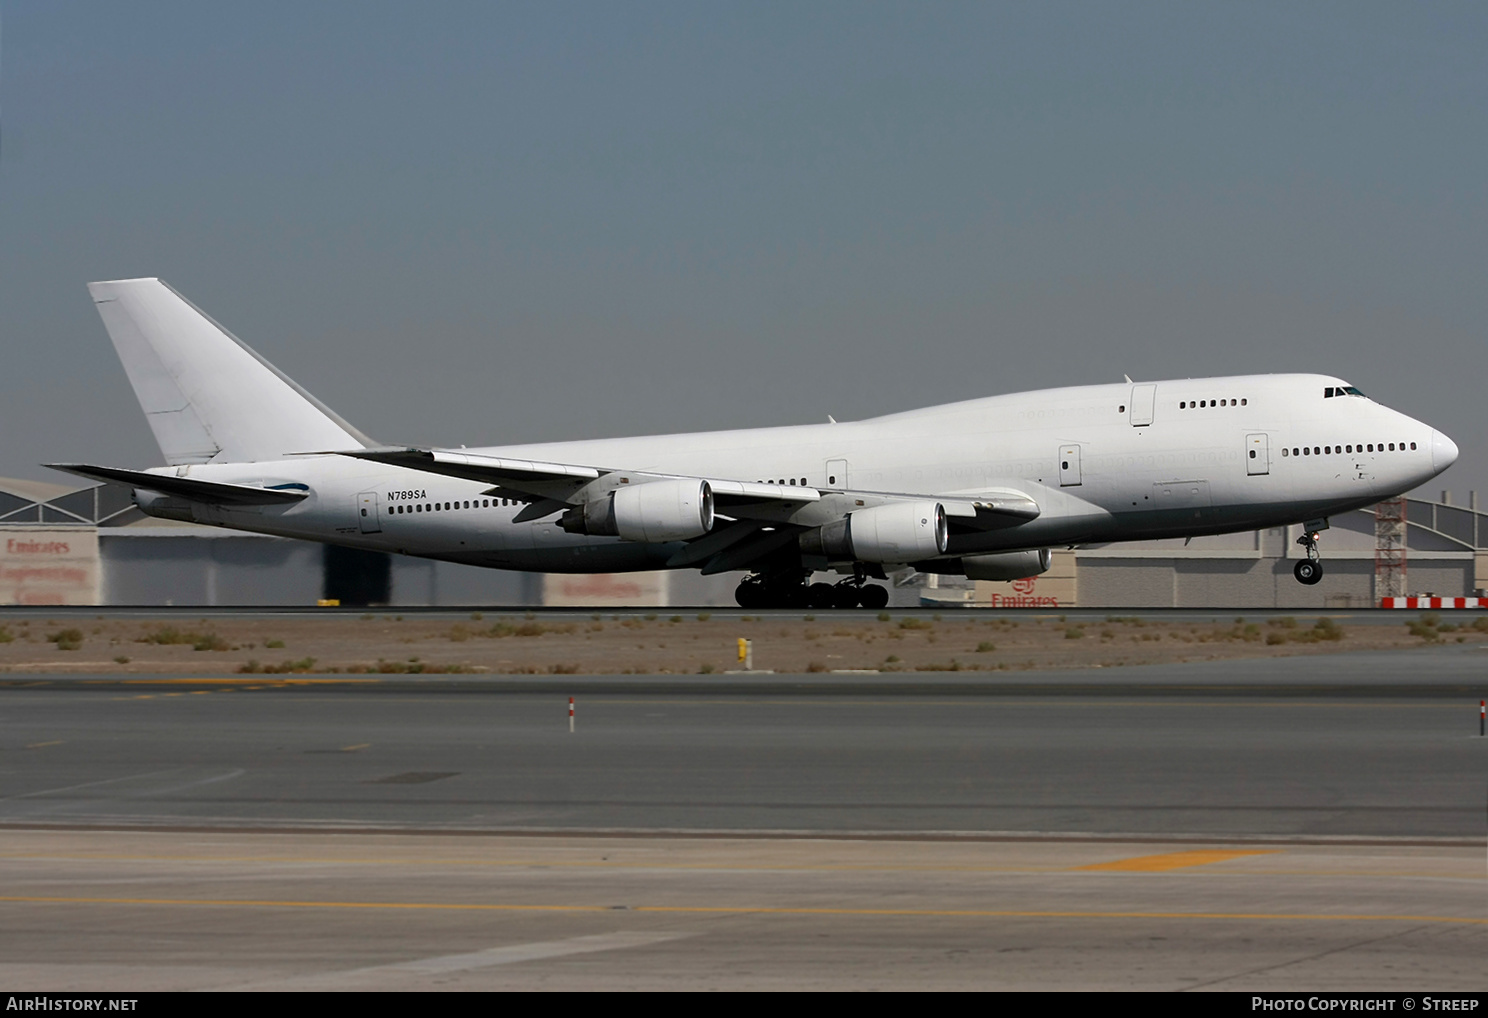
[132,372,1456,574]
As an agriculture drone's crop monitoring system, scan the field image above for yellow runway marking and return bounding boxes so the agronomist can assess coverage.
[0,894,1480,925]
[1078,849,1277,872]
[340,744,371,752]
[24,741,64,749]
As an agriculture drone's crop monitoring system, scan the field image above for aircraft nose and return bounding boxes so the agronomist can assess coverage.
[1431,429,1459,473]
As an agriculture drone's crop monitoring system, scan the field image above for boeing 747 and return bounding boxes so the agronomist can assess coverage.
[50,278,1459,608]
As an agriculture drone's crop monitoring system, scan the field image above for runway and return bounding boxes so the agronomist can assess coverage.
[2,650,1486,836]
[3,652,1485,989]
[2,830,1483,991]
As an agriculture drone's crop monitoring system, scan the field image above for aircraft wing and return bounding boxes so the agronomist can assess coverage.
[46,463,309,505]
[337,447,1040,526]
[340,447,823,514]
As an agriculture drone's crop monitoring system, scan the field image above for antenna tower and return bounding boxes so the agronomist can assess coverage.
[1374,497,1407,603]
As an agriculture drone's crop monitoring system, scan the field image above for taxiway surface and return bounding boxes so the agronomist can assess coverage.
[3,650,1485,990]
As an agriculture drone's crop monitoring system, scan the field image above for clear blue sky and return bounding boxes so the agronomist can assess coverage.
[2,2,1485,499]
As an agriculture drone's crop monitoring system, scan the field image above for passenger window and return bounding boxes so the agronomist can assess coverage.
[1282,448,1288,457]
[1179,402,1186,409]
[1241,398,1247,405]
[828,475,836,485]
[1303,448,1309,456]
[1388,443,1395,451]
[1325,446,1331,454]
[1410,442,1417,450]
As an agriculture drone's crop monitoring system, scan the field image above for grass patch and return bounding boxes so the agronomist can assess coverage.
[975,641,997,652]
[192,632,230,652]
[486,621,577,638]
[48,628,84,651]
[238,657,318,674]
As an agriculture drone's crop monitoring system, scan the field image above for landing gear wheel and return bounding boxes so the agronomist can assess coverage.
[806,582,837,610]
[858,584,889,610]
[831,582,863,609]
[734,580,766,609]
[1294,560,1323,585]
[1293,529,1324,585]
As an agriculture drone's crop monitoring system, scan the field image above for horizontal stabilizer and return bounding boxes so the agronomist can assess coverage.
[45,464,309,506]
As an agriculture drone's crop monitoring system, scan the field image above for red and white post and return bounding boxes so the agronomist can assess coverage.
[569,696,575,734]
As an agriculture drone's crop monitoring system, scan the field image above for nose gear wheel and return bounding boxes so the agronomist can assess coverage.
[1293,531,1324,585]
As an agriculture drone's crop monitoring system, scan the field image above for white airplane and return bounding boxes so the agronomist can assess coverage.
[51,278,1459,609]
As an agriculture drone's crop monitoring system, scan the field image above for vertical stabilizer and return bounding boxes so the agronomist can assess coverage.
[88,278,371,465]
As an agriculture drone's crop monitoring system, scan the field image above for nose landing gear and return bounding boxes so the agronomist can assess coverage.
[1293,531,1324,585]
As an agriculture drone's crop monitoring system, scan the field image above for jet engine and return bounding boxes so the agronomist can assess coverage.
[799,501,948,562]
[961,549,1052,580]
[559,479,714,542]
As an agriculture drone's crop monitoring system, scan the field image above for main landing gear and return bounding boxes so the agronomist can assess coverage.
[734,570,890,610]
[1293,531,1324,585]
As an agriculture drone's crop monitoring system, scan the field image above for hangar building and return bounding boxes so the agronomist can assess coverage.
[1,478,1482,609]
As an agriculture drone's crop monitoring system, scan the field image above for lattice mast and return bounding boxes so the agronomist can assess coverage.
[1374,497,1407,602]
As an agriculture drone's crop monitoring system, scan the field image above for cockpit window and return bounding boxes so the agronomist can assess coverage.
[1325,385,1367,398]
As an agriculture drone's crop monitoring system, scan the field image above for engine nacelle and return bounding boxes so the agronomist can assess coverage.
[560,479,714,543]
[800,501,948,563]
[961,549,1052,581]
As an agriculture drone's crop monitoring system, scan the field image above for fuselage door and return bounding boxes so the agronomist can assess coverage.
[1245,433,1270,476]
[1058,445,1083,486]
[825,458,848,489]
[358,491,382,533]
[1129,384,1156,427]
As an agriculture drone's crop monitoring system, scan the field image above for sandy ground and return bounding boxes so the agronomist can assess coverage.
[0,610,1480,675]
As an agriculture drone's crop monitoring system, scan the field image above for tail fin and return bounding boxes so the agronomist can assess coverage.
[88,278,371,465]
